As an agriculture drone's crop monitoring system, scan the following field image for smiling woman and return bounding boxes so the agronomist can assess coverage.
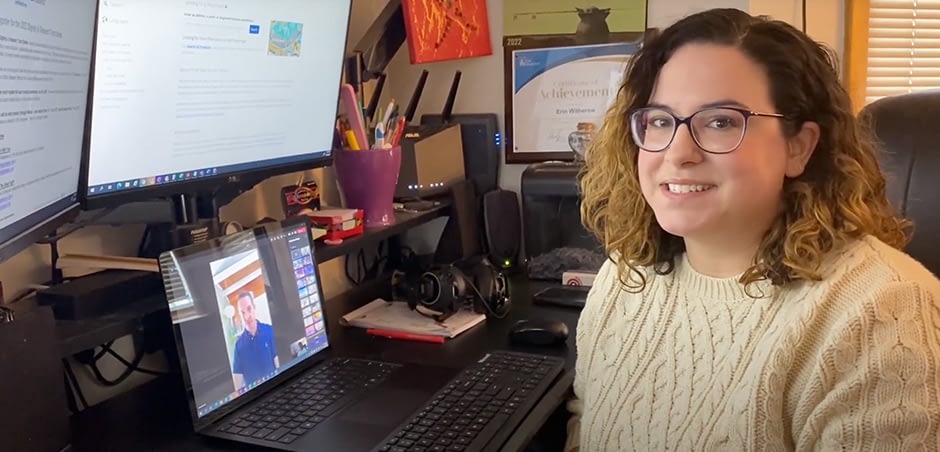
[568,7,940,451]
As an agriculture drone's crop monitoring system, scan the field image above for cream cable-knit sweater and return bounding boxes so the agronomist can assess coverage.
[566,236,940,451]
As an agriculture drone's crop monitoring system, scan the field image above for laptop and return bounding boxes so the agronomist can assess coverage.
[157,216,461,451]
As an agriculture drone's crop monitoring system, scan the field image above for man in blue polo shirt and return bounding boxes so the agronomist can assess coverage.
[232,291,279,389]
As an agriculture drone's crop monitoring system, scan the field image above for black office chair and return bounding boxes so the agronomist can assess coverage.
[860,90,940,275]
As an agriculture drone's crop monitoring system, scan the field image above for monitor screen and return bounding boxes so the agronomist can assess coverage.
[82,0,352,208]
[0,0,96,263]
[159,217,328,421]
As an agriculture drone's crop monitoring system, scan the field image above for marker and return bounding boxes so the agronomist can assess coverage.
[366,328,445,344]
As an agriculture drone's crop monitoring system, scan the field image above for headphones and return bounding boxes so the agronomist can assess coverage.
[394,256,511,322]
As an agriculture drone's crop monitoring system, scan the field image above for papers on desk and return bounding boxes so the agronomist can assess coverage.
[56,253,159,273]
[340,299,485,338]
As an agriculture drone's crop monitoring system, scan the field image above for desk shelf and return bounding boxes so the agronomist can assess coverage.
[54,202,451,357]
[314,202,449,263]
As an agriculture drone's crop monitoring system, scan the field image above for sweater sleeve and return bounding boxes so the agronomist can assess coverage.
[795,281,940,451]
[565,258,618,452]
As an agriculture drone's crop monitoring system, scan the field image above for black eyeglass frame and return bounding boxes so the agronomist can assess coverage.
[629,106,787,154]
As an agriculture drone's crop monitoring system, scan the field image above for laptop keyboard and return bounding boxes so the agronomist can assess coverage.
[375,350,565,452]
[216,357,399,444]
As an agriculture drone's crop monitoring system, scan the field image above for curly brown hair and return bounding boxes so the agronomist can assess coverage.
[580,8,910,291]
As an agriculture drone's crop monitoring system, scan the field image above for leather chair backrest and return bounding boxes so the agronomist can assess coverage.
[859,90,940,274]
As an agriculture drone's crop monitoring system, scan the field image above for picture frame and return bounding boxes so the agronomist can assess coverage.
[401,0,493,64]
[503,34,642,164]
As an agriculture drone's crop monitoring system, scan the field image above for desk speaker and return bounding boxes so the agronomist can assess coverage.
[483,189,521,270]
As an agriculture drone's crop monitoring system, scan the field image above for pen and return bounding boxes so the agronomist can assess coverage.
[366,328,445,344]
[380,99,396,130]
[373,122,385,149]
[390,117,406,147]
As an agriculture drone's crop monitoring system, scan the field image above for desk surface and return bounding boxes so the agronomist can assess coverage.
[69,277,580,452]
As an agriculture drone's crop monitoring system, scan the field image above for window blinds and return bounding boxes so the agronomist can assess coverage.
[866,0,940,104]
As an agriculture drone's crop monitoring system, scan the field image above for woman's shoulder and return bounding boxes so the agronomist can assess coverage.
[841,236,939,286]
[818,235,940,304]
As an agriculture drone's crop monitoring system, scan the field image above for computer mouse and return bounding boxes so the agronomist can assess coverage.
[509,319,569,346]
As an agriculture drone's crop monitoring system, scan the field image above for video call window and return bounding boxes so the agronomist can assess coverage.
[209,249,281,390]
[160,221,329,419]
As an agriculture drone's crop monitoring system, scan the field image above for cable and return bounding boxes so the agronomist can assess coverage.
[62,358,88,411]
[344,253,358,284]
[104,347,164,376]
[93,340,115,361]
[344,241,392,285]
[344,249,368,285]
[358,249,367,282]
[801,0,807,33]
[365,240,388,280]
[465,278,509,319]
[88,338,165,385]
[90,349,144,386]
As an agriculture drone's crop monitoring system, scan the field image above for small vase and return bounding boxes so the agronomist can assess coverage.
[568,122,596,156]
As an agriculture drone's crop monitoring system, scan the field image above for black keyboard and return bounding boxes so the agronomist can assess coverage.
[217,357,399,444]
[374,350,565,452]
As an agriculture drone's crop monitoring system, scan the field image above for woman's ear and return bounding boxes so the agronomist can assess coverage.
[785,121,820,178]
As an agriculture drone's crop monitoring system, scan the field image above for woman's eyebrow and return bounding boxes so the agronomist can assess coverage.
[646,99,749,111]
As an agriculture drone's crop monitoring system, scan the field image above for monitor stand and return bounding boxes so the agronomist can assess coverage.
[138,193,219,258]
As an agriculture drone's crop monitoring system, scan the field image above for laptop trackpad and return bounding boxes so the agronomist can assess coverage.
[338,388,429,425]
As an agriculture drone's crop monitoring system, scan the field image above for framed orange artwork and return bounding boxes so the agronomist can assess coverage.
[401,0,493,64]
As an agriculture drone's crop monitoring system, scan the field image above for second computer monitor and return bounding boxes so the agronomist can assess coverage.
[82,0,352,209]
[0,0,97,263]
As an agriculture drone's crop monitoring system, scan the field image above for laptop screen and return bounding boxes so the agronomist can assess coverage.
[159,218,328,419]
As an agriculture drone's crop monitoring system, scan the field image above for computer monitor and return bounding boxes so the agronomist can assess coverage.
[0,0,97,263]
[81,0,352,210]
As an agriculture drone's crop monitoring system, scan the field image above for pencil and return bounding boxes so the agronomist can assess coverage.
[344,130,361,150]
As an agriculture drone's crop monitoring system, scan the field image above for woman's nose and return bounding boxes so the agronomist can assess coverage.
[663,124,705,166]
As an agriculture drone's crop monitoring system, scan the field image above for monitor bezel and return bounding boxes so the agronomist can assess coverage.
[0,0,98,264]
[78,0,351,211]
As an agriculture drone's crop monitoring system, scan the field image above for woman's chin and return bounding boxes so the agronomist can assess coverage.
[655,216,711,239]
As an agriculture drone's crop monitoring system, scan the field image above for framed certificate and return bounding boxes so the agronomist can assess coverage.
[503,39,638,163]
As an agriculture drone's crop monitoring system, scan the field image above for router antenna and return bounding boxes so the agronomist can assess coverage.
[441,70,461,123]
[404,69,428,123]
[364,72,387,124]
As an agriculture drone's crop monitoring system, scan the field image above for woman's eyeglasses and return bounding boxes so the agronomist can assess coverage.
[629,106,786,154]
